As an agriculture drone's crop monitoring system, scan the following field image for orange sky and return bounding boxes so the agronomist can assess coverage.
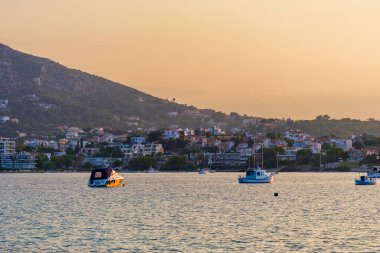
[2,0,380,119]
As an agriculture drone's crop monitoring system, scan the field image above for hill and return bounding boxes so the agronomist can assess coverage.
[1,43,380,138]
[0,43,231,137]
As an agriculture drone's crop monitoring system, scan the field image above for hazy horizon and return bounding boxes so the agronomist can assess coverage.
[2,0,380,120]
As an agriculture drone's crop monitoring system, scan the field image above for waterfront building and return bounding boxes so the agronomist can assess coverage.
[209,152,250,169]
[0,152,36,170]
[0,138,15,156]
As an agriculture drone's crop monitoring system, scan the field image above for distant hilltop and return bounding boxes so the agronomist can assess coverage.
[1,43,380,138]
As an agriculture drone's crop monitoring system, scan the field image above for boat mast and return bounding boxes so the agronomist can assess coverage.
[253,140,256,169]
[261,143,264,169]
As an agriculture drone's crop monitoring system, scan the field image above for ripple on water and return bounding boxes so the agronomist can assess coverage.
[0,172,379,252]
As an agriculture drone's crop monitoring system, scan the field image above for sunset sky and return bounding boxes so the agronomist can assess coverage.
[2,0,380,119]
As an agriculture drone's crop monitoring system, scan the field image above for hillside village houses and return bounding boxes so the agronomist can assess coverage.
[2,123,379,171]
[0,99,8,109]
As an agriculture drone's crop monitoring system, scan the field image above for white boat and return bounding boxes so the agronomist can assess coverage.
[146,167,158,173]
[355,175,377,185]
[238,167,275,184]
[88,168,124,187]
[198,168,209,174]
[367,166,380,178]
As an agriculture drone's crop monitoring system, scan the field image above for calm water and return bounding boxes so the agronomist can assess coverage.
[0,172,379,252]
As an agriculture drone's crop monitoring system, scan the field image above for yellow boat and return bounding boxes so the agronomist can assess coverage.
[88,168,124,187]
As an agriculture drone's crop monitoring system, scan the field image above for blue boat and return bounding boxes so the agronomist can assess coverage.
[367,166,380,178]
[238,167,275,184]
[88,168,124,187]
[355,175,377,185]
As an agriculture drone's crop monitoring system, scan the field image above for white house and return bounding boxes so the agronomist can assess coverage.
[263,139,287,149]
[0,100,8,109]
[285,129,309,141]
[168,112,178,117]
[208,126,222,136]
[0,116,10,123]
[163,130,180,139]
[310,142,322,154]
[0,138,15,156]
[130,136,146,144]
[329,139,352,151]
[242,118,260,126]
[121,144,163,158]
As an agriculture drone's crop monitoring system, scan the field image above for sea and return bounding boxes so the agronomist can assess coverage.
[0,172,379,252]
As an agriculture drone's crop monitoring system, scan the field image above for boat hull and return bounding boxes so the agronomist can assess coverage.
[355,180,377,185]
[88,178,123,187]
[238,177,274,184]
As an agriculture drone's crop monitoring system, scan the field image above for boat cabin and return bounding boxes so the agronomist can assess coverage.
[89,168,112,182]
[246,169,266,178]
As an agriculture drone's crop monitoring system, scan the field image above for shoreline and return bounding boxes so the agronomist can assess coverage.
[0,169,368,174]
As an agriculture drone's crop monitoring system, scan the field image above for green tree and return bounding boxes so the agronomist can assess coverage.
[128,156,156,170]
[113,159,123,167]
[296,149,313,165]
[148,131,163,143]
[51,156,63,169]
[83,162,93,171]
[36,154,52,170]
[266,133,277,140]
[163,155,188,171]
[95,147,124,158]
[285,138,294,147]
[16,141,25,152]
[202,146,219,153]
[37,146,57,153]
[353,141,363,149]
[62,155,74,168]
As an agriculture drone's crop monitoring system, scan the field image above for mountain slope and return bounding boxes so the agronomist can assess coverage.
[0,43,226,136]
[2,43,380,138]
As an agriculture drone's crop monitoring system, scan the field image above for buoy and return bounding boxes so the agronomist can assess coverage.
[274,193,278,197]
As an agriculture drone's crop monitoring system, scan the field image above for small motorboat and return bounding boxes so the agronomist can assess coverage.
[355,175,377,185]
[88,168,124,187]
[367,166,380,178]
[146,167,158,173]
[198,168,209,175]
[238,167,275,184]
